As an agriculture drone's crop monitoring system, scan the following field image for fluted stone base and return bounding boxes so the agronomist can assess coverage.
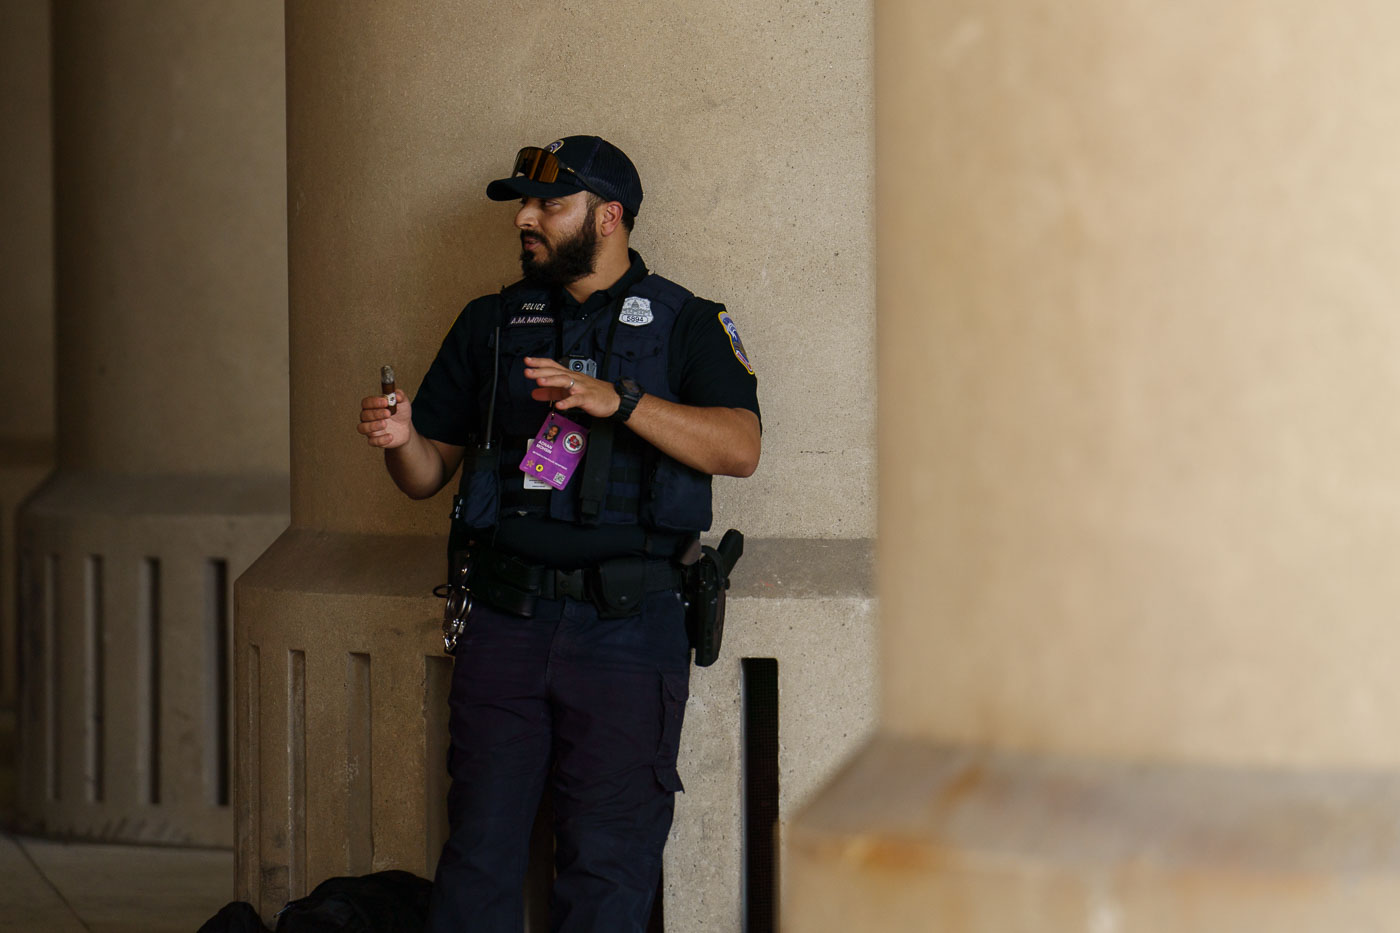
[1,442,53,712]
[234,529,450,922]
[787,734,1400,931]
[235,532,875,929]
[0,444,52,819]
[16,471,287,845]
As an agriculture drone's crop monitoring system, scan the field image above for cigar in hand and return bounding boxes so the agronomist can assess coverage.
[381,365,398,415]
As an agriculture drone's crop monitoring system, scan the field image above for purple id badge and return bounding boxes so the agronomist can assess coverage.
[520,412,588,490]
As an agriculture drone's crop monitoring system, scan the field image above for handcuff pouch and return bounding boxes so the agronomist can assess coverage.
[592,556,648,619]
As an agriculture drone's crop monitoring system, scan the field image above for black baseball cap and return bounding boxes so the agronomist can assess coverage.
[486,135,644,216]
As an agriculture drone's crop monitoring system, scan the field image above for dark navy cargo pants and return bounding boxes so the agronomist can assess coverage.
[427,588,691,933]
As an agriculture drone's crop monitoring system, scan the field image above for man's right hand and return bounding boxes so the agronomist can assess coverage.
[358,388,465,499]
[358,391,413,448]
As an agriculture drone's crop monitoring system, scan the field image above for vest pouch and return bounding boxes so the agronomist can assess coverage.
[606,330,665,382]
[645,458,714,532]
[456,447,500,529]
[591,556,648,619]
[469,547,542,618]
[497,330,556,437]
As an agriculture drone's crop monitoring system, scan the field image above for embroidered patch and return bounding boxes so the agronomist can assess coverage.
[619,297,653,327]
[718,311,755,376]
[508,313,555,327]
[546,140,564,153]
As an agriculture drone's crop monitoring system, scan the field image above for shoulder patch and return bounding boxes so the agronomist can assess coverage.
[717,311,755,376]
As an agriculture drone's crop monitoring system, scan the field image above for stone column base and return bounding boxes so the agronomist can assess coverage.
[786,734,1400,931]
[234,528,451,921]
[16,471,287,845]
[0,443,52,820]
[1,441,53,712]
[235,533,877,930]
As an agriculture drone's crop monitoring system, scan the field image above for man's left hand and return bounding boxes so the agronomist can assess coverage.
[524,357,621,419]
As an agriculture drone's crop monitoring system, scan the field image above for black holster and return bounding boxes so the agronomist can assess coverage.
[684,529,743,667]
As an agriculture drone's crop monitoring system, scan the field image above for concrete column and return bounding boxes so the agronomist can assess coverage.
[237,0,876,927]
[788,2,1400,928]
[0,0,56,778]
[16,1,288,846]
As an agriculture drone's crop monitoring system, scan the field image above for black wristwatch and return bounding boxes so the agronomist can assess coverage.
[612,377,644,423]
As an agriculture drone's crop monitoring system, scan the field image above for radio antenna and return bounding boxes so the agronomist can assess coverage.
[483,325,501,449]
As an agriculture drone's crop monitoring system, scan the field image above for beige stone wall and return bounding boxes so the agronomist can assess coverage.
[286,0,874,539]
[52,1,288,475]
[789,2,1400,928]
[877,0,1400,771]
[0,0,55,446]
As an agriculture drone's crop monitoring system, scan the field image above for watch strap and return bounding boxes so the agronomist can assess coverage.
[613,378,643,423]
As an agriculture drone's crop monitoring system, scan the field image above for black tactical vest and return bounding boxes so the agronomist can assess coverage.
[454,273,714,534]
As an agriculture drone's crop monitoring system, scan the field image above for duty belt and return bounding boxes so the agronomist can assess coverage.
[530,562,681,601]
[470,545,683,620]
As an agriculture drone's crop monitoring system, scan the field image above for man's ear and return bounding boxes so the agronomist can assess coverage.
[597,200,625,237]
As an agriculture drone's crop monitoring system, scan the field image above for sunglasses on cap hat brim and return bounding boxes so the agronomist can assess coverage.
[512,146,576,184]
[483,147,591,202]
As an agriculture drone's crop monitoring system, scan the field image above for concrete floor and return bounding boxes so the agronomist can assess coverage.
[0,714,236,933]
[0,834,233,933]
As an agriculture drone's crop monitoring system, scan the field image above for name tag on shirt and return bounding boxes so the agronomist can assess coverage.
[520,412,588,490]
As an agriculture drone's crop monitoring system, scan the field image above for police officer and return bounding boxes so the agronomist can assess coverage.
[357,136,761,932]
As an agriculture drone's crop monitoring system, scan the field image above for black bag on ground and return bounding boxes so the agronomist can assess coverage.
[273,870,433,933]
[198,901,270,933]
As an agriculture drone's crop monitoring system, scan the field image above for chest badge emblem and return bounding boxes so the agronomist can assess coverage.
[619,296,653,326]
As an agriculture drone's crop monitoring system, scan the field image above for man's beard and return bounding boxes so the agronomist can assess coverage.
[520,219,598,288]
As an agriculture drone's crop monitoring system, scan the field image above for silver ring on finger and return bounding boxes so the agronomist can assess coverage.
[568,377,576,389]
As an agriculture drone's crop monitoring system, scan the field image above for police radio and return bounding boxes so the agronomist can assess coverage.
[437,323,504,652]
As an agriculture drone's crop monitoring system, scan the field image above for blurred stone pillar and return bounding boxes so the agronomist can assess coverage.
[787,2,1400,929]
[238,1,876,928]
[16,2,288,846]
[0,0,56,814]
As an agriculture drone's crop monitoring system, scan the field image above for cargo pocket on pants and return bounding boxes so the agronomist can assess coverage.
[653,670,689,793]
